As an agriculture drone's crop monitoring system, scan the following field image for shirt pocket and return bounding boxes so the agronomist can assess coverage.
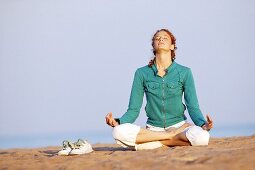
[145,82,160,95]
[166,81,182,96]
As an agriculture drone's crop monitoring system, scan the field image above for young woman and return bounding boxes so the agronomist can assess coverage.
[105,29,213,150]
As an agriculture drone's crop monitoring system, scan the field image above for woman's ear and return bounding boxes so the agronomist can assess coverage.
[170,44,175,50]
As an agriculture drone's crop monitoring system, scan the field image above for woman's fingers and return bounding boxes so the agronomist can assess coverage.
[206,115,213,125]
[106,112,113,120]
[106,112,111,119]
[105,113,111,125]
[106,119,113,126]
[105,112,116,127]
[108,112,113,118]
[108,119,113,126]
[206,114,213,124]
[204,114,213,130]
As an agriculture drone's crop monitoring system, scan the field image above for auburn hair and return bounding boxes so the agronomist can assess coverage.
[148,29,177,67]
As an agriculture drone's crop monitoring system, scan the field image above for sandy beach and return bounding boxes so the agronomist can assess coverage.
[0,135,254,170]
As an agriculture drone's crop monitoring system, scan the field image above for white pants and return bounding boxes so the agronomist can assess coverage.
[112,122,210,150]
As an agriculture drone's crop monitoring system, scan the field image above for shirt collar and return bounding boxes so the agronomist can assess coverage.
[151,61,177,76]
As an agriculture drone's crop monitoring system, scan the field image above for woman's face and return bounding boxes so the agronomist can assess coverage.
[153,31,174,53]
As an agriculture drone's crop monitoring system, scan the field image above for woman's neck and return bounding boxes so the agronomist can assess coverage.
[155,51,172,70]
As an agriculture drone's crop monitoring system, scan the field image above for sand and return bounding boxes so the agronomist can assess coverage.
[0,135,254,170]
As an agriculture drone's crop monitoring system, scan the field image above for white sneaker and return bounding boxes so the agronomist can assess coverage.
[69,139,93,155]
[58,140,73,156]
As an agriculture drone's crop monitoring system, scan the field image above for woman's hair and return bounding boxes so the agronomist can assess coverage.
[148,29,177,67]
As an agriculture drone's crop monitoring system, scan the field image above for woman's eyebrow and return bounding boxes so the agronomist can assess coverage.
[155,35,168,37]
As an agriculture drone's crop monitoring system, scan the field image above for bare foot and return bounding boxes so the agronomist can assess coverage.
[176,123,192,133]
[166,123,192,139]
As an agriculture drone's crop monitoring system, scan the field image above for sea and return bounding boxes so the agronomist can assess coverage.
[0,124,254,149]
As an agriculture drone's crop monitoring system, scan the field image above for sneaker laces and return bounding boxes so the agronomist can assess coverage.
[62,140,75,149]
[73,139,86,149]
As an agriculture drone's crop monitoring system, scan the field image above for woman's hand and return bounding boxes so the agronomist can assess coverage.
[202,114,213,131]
[105,112,119,127]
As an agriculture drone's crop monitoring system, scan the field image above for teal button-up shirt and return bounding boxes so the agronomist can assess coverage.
[119,61,206,128]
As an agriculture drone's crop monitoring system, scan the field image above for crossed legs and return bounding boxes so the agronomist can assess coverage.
[135,123,191,146]
[112,123,210,150]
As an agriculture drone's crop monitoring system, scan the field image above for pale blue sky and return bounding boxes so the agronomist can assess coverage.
[0,0,255,137]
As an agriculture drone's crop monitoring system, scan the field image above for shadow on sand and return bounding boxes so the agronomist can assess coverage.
[92,146,133,152]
